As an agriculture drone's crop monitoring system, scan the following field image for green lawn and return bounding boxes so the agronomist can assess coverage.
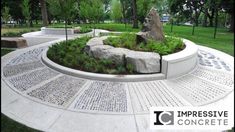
[1,48,14,56]
[1,114,41,132]
[164,25,234,56]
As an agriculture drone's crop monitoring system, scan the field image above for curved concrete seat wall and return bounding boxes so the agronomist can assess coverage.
[42,36,198,81]
[41,27,74,35]
[161,39,198,79]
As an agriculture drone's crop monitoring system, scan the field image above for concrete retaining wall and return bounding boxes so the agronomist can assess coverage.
[41,27,74,35]
[161,39,198,79]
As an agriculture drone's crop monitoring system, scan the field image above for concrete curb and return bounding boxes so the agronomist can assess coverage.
[41,48,166,82]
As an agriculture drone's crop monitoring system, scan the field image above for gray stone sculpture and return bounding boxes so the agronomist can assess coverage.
[136,7,165,44]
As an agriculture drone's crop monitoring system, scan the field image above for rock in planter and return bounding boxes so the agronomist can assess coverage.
[89,45,114,57]
[93,47,130,65]
[126,51,160,73]
[84,36,109,55]
[86,36,109,47]
[136,7,165,44]
[104,48,130,65]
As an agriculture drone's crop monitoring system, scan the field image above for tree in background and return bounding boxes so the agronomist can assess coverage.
[2,6,11,26]
[21,0,31,27]
[39,0,48,26]
[111,0,122,23]
[120,0,132,27]
[2,0,24,25]
[137,0,150,24]
[131,0,138,28]
[31,0,41,25]
[47,0,78,41]
[221,0,234,32]
[79,0,104,36]
[136,0,166,24]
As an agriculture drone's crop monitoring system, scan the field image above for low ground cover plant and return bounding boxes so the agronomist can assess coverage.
[47,36,135,74]
[103,33,184,55]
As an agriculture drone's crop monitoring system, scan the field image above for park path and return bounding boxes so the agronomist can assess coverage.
[1,30,234,132]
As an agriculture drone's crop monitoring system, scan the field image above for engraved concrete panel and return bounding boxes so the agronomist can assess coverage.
[73,81,127,112]
[6,47,45,66]
[27,75,86,106]
[8,68,59,92]
[198,50,232,71]
[3,61,44,78]
[165,75,233,106]
[191,66,234,88]
[127,81,188,113]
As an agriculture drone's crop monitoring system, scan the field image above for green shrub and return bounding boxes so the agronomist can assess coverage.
[104,33,184,56]
[78,27,92,33]
[126,63,134,74]
[103,33,136,49]
[47,36,135,74]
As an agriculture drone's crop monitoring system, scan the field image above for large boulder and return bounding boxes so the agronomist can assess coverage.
[89,45,114,57]
[136,7,165,44]
[91,47,130,65]
[84,36,109,55]
[85,36,162,73]
[126,51,160,73]
[104,48,130,64]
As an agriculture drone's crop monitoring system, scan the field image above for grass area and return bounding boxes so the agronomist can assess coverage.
[104,33,184,55]
[164,25,234,56]
[1,48,14,56]
[1,27,40,37]
[47,36,135,74]
[1,114,41,132]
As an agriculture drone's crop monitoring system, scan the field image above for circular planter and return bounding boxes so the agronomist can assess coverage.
[42,37,198,81]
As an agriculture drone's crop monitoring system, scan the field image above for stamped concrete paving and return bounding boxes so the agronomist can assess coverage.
[1,32,234,132]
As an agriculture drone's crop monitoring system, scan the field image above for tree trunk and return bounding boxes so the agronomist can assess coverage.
[65,19,68,42]
[121,1,127,29]
[208,8,214,27]
[170,19,173,32]
[209,17,213,27]
[229,12,234,32]
[68,19,71,25]
[214,8,218,38]
[202,13,207,27]
[195,11,200,26]
[30,19,33,27]
[48,14,51,24]
[39,0,48,26]
[132,0,138,28]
